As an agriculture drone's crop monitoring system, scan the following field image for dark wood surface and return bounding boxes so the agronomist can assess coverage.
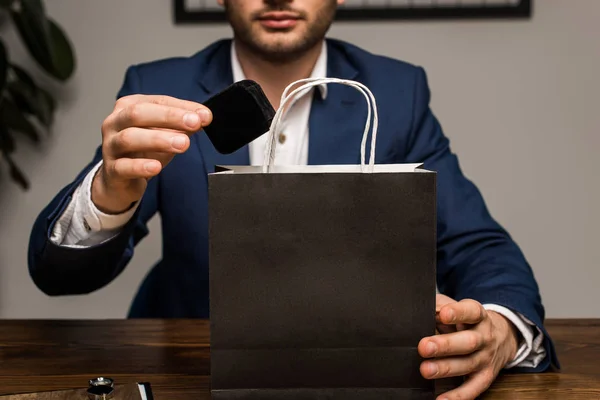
[0,319,598,399]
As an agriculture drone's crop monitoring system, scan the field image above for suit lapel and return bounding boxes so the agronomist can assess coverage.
[194,39,367,171]
[308,40,364,166]
[194,40,250,173]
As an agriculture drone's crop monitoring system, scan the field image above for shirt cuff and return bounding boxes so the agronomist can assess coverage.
[50,160,139,248]
[483,303,547,369]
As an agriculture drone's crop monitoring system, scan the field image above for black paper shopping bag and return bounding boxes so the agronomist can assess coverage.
[208,78,437,400]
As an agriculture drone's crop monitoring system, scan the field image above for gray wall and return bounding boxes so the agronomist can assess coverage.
[0,0,598,319]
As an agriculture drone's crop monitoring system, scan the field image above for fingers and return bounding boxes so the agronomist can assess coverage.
[109,128,191,156]
[419,330,485,359]
[111,102,211,132]
[436,294,458,329]
[107,158,163,180]
[436,294,457,312]
[436,368,496,400]
[439,299,486,325]
[115,94,209,114]
[426,295,499,400]
[436,323,458,335]
[420,352,485,380]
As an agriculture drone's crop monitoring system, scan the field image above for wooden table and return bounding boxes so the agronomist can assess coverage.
[0,319,598,399]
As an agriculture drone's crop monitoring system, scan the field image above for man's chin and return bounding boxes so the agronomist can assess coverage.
[255,27,302,41]
[237,28,317,62]
[256,47,308,63]
[253,37,306,55]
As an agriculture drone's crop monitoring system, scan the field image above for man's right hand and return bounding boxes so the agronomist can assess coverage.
[92,95,212,214]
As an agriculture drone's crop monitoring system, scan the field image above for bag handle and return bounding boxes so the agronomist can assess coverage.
[262,78,379,173]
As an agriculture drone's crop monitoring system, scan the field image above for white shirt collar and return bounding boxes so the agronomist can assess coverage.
[230,39,328,100]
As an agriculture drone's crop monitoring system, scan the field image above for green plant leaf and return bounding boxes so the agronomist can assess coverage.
[47,18,75,80]
[8,65,37,113]
[11,63,56,125]
[2,152,29,190]
[0,40,7,94]
[7,64,54,126]
[10,0,54,78]
[37,87,55,124]
[10,1,75,81]
[8,77,37,115]
[0,125,15,153]
[0,97,40,142]
[10,63,36,88]
[20,0,47,25]
[0,0,14,9]
[26,0,44,12]
[38,86,55,112]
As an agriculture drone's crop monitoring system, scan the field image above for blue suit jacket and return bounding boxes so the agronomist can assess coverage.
[28,38,557,372]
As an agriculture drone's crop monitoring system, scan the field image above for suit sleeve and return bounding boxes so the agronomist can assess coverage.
[27,66,159,296]
[404,67,559,372]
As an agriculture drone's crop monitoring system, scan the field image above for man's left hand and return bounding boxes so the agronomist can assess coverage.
[418,294,520,400]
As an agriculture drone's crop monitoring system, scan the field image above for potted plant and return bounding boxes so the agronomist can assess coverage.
[0,0,75,189]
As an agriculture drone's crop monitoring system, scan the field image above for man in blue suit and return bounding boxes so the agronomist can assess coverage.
[28,0,557,398]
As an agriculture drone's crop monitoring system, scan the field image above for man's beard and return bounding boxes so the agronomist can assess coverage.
[224,2,337,64]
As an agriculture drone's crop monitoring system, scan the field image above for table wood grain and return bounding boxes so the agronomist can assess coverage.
[0,319,598,399]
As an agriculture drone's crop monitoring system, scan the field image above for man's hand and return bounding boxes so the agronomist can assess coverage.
[418,294,519,400]
[92,95,212,214]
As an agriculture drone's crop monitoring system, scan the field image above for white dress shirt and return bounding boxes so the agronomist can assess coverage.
[50,40,545,369]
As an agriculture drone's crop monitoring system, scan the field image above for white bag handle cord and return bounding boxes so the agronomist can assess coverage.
[262,77,379,173]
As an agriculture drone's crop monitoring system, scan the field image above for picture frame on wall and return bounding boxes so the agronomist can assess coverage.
[174,0,532,24]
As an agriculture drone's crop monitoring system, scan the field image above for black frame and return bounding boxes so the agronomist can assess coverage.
[174,1,532,24]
